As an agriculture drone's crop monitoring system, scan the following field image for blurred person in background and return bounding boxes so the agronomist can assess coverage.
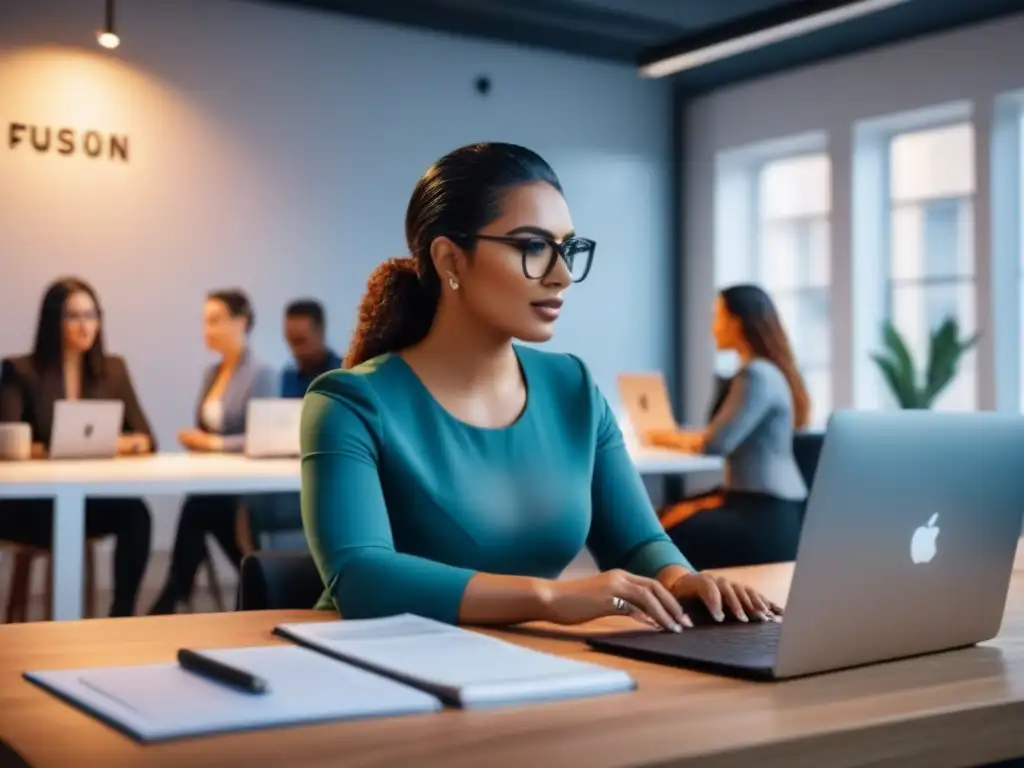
[148,288,275,614]
[0,277,154,616]
[644,284,809,570]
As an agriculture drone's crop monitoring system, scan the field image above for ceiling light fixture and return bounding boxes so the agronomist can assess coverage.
[639,0,912,78]
[96,0,120,50]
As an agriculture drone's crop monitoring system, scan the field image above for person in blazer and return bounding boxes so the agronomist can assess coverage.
[148,289,275,614]
[0,277,154,617]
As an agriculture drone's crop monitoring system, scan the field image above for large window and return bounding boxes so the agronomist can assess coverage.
[887,123,975,411]
[755,153,832,426]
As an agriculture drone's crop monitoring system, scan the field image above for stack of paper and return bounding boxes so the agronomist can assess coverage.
[24,645,442,743]
[275,614,636,708]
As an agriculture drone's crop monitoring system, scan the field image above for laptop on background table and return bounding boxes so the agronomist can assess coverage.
[588,410,1024,680]
[244,399,303,458]
[49,400,123,460]
[617,372,678,438]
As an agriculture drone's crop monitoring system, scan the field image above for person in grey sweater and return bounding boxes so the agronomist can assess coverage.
[644,284,810,569]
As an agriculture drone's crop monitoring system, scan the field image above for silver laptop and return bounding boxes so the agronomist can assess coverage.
[588,410,1024,680]
[244,398,303,458]
[49,400,124,460]
[617,372,677,436]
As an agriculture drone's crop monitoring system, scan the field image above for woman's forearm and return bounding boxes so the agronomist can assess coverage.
[457,572,555,625]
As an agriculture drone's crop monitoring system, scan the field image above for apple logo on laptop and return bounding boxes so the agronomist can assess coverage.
[638,395,648,411]
[910,513,940,564]
[83,424,94,439]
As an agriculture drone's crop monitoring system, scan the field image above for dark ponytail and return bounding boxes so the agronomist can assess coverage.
[343,142,562,368]
[343,257,439,368]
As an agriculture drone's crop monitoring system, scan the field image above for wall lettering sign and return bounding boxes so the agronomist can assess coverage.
[7,122,129,162]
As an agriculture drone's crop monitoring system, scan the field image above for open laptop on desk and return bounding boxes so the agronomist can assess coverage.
[48,400,123,459]
[588,410,1024,680]
[244,398,303,458]
[617,372,677,436]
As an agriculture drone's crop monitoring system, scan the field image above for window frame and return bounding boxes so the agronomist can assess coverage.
[752,152,833,426]
[880,120,977,411]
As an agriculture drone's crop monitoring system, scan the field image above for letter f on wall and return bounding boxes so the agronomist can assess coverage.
[8,123,26,149]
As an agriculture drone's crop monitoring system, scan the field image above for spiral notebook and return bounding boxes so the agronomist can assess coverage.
[274,614,636,709]
[24,645,442,743]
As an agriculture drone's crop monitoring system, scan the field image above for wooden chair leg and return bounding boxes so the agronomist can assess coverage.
[84,542,97,619]
[6,550,34,623]
[4,542,100,623]
[204,556,225,612]
[235,506,255,559]
[44,552,54,622]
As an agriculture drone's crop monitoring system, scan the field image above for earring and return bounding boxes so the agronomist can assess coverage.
[448,275,459,291]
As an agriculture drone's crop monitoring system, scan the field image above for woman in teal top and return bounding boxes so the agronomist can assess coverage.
[302,142,780,631]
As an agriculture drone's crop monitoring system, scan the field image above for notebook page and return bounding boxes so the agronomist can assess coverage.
[277,615,635,707]
[25,645,441,742]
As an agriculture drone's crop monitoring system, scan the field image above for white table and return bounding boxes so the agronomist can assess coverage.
[0,448,720,621]
[0,454,301,621]
[629,445,722,475]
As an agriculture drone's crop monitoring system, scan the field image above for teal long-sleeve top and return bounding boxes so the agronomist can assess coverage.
[300,346,694,623]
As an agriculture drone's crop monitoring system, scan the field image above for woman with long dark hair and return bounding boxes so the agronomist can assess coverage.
[299,142,780,630]
[644,284,811,569]
[0,277,154,616]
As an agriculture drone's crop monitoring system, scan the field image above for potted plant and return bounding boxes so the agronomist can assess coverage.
[871,317,979,409]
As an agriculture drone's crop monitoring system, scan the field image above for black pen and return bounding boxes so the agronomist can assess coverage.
[177,649,270,694]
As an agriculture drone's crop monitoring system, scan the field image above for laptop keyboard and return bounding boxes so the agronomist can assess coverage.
[679,621,781,655]
[591,621,782,672]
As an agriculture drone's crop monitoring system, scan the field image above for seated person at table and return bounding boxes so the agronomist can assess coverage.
[0,277,154,616]
[245,299,341,547]
[148,289,275,614]
[281,299,341,398]
[301,142,780,629]
[643,284,809,570]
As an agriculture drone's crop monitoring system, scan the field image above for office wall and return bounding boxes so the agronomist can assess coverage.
[1,0,674,573]
[681,13,1024,423]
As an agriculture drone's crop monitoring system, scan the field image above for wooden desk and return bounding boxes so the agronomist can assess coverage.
[2,564,1023,767]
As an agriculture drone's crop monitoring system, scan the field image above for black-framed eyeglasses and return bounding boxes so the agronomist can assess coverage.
[63,310,100,324]
[455,233,596,283]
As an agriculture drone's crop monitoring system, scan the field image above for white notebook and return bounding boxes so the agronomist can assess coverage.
[24,645,442,743]
[274,614,636,709]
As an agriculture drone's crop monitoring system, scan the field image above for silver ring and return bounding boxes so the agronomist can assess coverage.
[611,597,629,613]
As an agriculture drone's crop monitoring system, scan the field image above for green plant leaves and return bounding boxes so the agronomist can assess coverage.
[923,317,979,405]
[871,316,977,409]
[872,321,921,408]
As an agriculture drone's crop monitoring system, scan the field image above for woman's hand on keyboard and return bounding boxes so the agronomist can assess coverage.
[541,570,692,633]
[668,572,782,624]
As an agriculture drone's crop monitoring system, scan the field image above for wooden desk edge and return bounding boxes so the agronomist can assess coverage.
[2,566,1024,767]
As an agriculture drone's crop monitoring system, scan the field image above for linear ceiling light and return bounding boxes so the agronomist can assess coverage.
[639,0,912,78]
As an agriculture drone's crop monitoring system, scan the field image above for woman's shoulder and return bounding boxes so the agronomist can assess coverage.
[248,356,276,379]
[301,355,404,446]
[744,357,786,381]
[1,354,33,379]
[743,359,791,400]
[99,354,130,377]
[305,354,400,408]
